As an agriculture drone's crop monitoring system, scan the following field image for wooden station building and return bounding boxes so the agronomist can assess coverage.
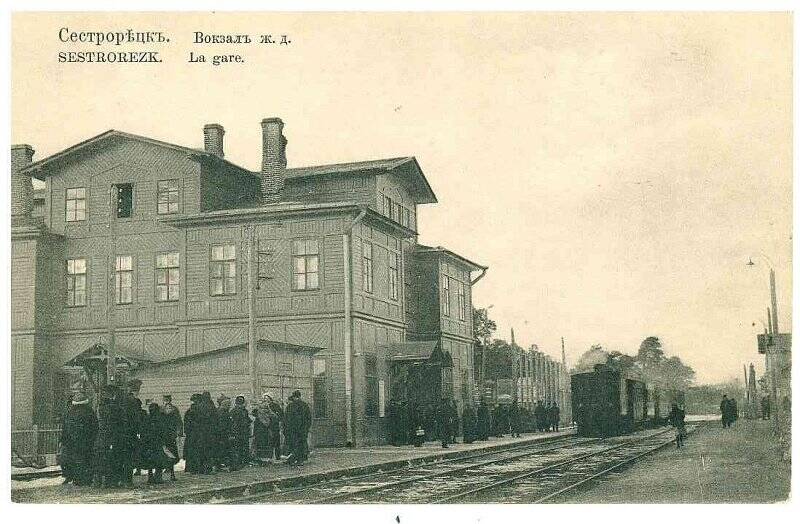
[10,118,487,447]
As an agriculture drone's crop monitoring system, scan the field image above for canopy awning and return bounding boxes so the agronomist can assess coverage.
[382,340,452,366]
[62,343,151,370]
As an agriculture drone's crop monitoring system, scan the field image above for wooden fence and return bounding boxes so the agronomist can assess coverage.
[11,426,62,466]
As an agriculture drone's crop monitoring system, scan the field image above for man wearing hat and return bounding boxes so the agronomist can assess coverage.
[285,390,312,465]
[94,384,125,487]
[119,378,144,487]
[183,393,206,473]
[230,395,252,470]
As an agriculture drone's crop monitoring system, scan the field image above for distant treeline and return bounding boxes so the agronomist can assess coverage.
[572,337,695,391]
[684,383,745,415]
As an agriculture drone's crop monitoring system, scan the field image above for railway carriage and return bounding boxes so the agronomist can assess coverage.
[571,365,648,437]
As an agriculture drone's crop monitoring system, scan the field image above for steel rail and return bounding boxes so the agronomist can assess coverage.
[302,436,590,504]
[532,423,705,503]
[432,427,676,504]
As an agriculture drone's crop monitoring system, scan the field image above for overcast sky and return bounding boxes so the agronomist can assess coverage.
[12,12,792,384]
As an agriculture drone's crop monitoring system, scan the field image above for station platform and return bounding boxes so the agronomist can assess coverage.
[11,427,575,504]
[563,418,790,503]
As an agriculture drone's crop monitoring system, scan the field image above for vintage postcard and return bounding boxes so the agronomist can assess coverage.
[4,7,793,514]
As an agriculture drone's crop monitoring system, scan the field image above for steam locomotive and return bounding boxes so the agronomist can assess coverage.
[571,364,684,437]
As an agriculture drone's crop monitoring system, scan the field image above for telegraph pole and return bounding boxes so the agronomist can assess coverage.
[246,224,258,400]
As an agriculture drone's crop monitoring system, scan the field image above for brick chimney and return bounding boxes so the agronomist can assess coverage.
[11,144,35,225]
[203,123,225,158]
[260,117,287,204]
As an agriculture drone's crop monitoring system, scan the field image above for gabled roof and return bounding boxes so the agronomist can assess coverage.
[414,244,488,271]
[286,156,438,204]
[22,129,252,180]
[63,343,152,370]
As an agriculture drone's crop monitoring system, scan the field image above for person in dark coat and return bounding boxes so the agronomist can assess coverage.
[408,401,425,447]
[720,395,731,428]
[462,402,477,444]
[551,403,561,432]
[93,384,126,487]
[60,390,98,486]
[267,395,285,460]
[436,398,452,448]
[140,403,175,484]
[509,400,521,438]
[476,400,491,441]
[230,395,252,470]
[161,395,182,480]
[448,400,460,444]
[493,404,507,437]
[118,379,144,487]
[285,390,312,465]
[534,401,545,432]
[398,401,410,445]
[386,399,399,445]
[668,403,687,449]
[215,395,233,471]
[184,393,214,474]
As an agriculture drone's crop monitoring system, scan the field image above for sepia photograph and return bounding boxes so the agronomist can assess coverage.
[4,5,794,513]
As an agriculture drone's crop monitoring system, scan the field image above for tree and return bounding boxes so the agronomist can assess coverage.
[606,351,639,375]
[473,307,497,347]
[659,356,695,390]
[483,339,516,381]
[473,307,498,386]
[573,344,609,373]
[638,336,665,365]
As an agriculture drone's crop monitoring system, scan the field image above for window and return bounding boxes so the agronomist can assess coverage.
[115,184,133,218]
[156,252,180,302]
[394,202,403,223]
[383,195,394,221]
[388,252,399,300]
[441,276,451,317]
[362,242,373,293]
[115,255,133,304]
[382,194,392,218]
[157,180,180,215]
[292,239,320,290]
[399,207,410,228]
[365,354,378,417]
[66,258,87,307]
[457,281,466,321]
[65,188,86,222]
[312,358,327,418]
[210,244,236,296]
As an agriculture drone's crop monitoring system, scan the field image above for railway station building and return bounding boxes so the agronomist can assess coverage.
[10,118,487,447]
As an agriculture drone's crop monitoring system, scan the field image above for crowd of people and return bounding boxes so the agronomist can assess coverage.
[386,398,563,448]
[720,394,739,428]
[57,379,313,489]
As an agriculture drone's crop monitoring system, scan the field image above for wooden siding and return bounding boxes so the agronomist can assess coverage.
[282,173,375,207]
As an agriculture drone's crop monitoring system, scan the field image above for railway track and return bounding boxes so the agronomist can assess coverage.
[228,425,700,504]
[204,433,591,504]
[441,424,703,503]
